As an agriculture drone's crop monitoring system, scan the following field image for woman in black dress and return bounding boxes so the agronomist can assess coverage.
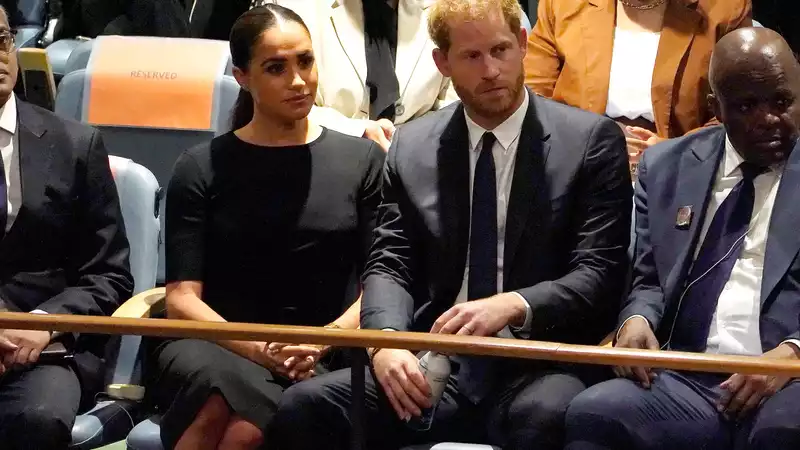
[150,5,385,449]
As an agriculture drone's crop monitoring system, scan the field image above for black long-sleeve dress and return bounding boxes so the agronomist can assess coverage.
[149,128,384,447]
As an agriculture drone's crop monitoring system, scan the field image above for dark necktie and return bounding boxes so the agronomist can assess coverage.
[459,132,498,403]
[0,147,7,241]
[363,0,400,121]
[669,162,764,352]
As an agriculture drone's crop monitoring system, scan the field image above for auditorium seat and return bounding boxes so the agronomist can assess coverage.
[11,0,48,48]
[47,36,235,85]
[70,157,161,450]
[47,38,88,82]
[125,415,162,450]
[15,25,44,48]
[53,35,239,284]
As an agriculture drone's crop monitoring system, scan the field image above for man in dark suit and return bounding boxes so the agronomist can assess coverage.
[0,7,133,449]
[564,28,800,450]
[271,1,631,449]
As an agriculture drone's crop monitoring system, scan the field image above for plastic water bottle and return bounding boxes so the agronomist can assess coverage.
[407,351,451,431]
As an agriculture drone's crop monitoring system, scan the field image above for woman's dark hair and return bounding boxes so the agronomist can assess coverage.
[229,5,310,130]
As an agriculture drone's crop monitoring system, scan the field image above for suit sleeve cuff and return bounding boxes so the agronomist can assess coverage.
[509,292,533,337]
[617,315,650,342]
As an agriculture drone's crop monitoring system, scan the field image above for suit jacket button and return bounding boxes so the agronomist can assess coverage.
[395,103,405,116]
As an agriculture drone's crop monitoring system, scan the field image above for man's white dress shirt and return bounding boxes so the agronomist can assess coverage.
[458,92,533,335]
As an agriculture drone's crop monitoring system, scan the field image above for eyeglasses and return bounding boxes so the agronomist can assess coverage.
[0,31,15,53]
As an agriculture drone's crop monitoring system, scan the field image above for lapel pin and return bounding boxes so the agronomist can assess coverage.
[676,206,693,229]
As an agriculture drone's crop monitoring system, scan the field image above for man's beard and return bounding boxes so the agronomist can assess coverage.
[454,69,525,121]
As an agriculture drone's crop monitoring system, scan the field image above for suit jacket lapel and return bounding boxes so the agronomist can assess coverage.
[438,104,471,294]
[395,0,431,104]
[761,140,800,305]
[582,0,615,115]
[662,131,723,294]
[330,0,367,85]
[1,101,47,245]
[504,91,551,283]
[651,0,701,137]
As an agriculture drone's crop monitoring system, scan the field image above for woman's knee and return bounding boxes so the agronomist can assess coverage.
[191,393,232,430]
[219,417,264,449]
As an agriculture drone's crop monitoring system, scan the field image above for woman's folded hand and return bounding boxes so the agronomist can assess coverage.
[261,343,322,381]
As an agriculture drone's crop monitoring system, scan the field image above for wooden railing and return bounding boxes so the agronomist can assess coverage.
[2,309,800,450]
[0,311,799,376]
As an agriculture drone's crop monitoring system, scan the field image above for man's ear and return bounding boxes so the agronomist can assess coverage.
[432,47,451,78]
[518,27,528,57]
[707,93,722,122]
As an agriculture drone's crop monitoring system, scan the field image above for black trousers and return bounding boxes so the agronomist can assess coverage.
[270,362,607,450]
[0,363,82,450]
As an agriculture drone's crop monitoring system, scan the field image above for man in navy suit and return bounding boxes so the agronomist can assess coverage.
[564,28,800,450]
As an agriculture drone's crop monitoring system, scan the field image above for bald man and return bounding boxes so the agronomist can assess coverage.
[562,28,800,450]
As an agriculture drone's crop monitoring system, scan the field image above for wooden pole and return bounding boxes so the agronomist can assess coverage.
[0,312,799,376]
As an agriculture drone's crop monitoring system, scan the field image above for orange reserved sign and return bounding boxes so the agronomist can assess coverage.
[85,37,230,130]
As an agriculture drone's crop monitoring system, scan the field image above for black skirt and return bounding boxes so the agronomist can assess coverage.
[149,339,292,448]
[148,338,350,448]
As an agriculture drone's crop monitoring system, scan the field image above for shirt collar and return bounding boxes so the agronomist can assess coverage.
[723,133,783,177]
[0,93,17,135]
[464,90,529,153]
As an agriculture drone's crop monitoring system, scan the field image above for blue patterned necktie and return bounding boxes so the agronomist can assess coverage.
[669,162,765,352]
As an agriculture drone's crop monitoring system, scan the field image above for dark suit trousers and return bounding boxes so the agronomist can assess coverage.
[0,363,82,450]
[565,370,800,450]
[270,363,602,450]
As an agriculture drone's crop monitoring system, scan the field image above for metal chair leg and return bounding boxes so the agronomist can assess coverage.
[349,347,367,450]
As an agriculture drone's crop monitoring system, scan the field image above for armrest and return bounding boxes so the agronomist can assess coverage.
[113,287,166,319]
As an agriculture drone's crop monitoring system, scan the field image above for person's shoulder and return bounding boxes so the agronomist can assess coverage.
[182,133,231,162]
[17,100,96,141]
[318,127,376,154]
[644,125,725,169]
[174,132,235,175]
[395,102,460,144]
[316,128,387,174]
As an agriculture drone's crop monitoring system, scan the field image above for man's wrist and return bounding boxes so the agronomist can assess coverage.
[617,315,650,342]
[501,293,527,328]
[777,340,800,360]
[369,347,384,361]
